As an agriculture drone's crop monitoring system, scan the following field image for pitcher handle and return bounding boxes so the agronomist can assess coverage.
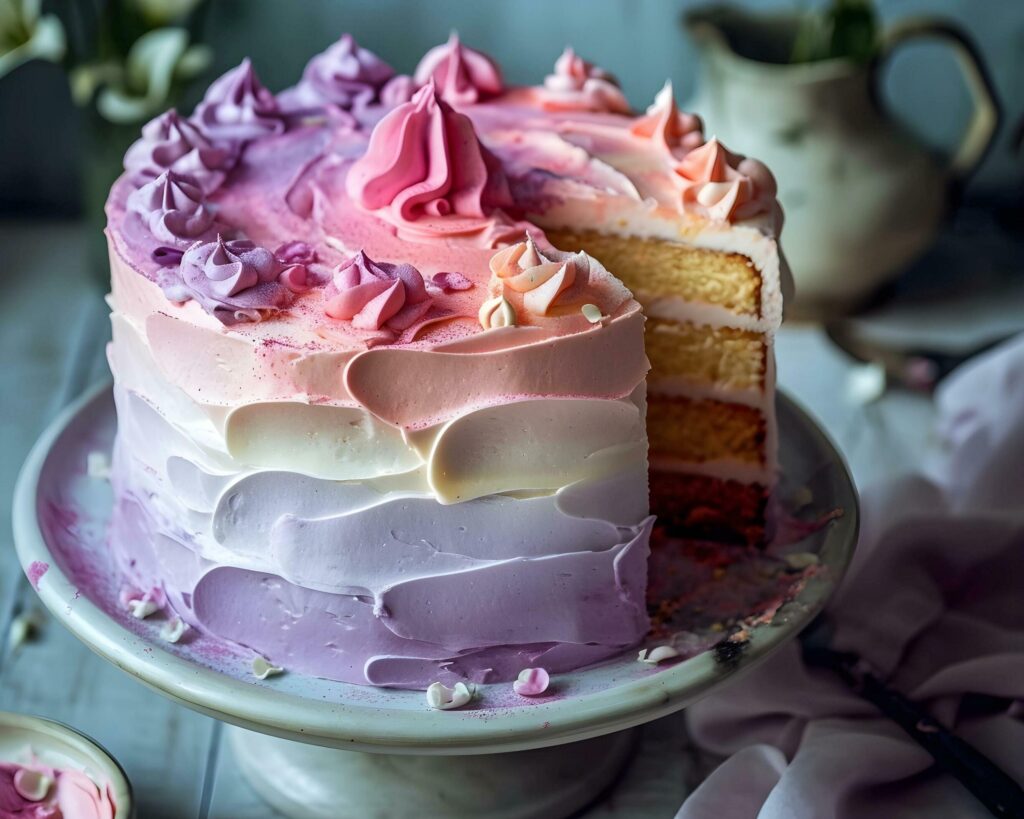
[874,18,1000,188]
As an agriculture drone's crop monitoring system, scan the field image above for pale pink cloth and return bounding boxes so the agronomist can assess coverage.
[679,335,1024,819]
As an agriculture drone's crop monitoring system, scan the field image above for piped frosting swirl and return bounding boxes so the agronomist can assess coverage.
[179,236,291,323]
[489,235,578,316]
[345,82,513,240]
[538,48,630,114]
[674,137,778,224]
[123,109,238,193]
[630,80,703,156]
[325,250,433,334]
[413,33,503,106]
[192,58,284,144]
[279,34,395,113]
[125,170,216,247]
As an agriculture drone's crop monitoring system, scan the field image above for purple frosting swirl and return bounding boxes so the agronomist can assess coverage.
[179,236,292,324]
[380,74,418,107]
[278,34,394,114]
[125,170,216,247]
[123,109,238,193]
[192,59,285,144]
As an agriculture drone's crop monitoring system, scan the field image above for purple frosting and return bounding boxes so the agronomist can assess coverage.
[379,74,418,107]
[192,59,285,144]
[125,170,216,248]
[123,109,238,193]
[179,236,291,324]
[278,34,395,114]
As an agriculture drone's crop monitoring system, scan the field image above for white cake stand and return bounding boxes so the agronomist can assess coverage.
[13,383,858,818]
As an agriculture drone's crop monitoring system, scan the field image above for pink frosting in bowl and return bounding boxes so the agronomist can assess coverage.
[0,712,129,819]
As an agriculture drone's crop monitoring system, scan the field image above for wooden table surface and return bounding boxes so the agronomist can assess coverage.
[0,220,967,818]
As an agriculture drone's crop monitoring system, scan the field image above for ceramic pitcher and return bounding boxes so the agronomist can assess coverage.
[685,6,999,313]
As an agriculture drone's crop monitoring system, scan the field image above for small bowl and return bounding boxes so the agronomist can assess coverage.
[0,710,132,817]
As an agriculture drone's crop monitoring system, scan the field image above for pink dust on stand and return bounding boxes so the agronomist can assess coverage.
[26,561,49,590]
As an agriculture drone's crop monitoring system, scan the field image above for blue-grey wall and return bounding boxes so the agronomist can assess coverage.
[2,0,1022,214]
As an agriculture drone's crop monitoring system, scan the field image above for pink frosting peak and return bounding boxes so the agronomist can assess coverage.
[123,109,238,193]
[345,82,513,239]
[325,251,433,334]
[413,32,504,106]
[192,58,284,144]
[674,137,778,223]
[630,80,703,155]
[125,170,216,247]
[539,47,630,114]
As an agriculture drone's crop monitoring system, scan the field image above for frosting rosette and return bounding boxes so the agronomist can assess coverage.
[345,82,513,240]
[538,47,630,114]
[192,58,284,144]
[123,109,238,193]
[489,235,579,316]
[630,80,703,156]
[413,32,503,106]
[125,169,216,247]
[674,137,778,223]
[179,236,291,323]
[278,34,395,114]
[380,74,418,107]
[325,250,433,334]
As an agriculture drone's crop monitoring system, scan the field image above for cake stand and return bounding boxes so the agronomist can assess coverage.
[13,383,858,818]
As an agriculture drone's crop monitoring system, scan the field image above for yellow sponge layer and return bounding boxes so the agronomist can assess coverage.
[547,228,761,315]
[645,318,765,391]
[647,395,765,465]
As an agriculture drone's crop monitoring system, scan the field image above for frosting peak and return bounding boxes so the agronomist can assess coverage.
[345,82,513,239]
[123,109,238,193]
[325,251,433,335]
[539,47,630,114]
[489,236,578,316]
[413,33,504,106]
[193,58,284,144]
[630,80,703,155]
[280,34,395,113]
[179,236,291,323]
[125,169,216,247]
[674,137,778,223]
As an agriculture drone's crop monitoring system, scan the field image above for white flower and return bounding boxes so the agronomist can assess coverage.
[0,0,65,79]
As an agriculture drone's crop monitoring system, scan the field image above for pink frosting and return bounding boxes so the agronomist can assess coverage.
[325,251,433,334]
[630,80,703,156]
[0,762,115,819]
[345,82,513,240]
[413,33,504,106]
[192,58,284,144]
[125,170,216,248]
[538,48,630,114]
[674,138,778,223]
[123,109,238,193]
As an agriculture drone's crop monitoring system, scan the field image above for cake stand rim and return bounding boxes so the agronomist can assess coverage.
[12,380,859,755]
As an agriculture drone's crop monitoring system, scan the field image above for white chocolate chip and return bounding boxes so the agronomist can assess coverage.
[252,656,284,680]
[581,303,603,323]
[87,451,111,480]
[638,645,680,664]
[160,616,190,644]
[128,598,160,620]
[13,769,52,802]
[426,681,474,710]
[785,552,819,570]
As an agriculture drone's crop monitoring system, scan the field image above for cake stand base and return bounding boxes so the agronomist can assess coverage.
[228,725,639,819]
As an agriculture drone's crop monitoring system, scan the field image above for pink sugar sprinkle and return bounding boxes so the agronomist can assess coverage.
[26,561,49,590]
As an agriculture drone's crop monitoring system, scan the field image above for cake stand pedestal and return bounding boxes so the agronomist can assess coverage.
[13,384,858,818]
[229,726,638,819]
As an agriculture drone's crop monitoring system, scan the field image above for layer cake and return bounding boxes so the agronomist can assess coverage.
[104,34,787,689]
